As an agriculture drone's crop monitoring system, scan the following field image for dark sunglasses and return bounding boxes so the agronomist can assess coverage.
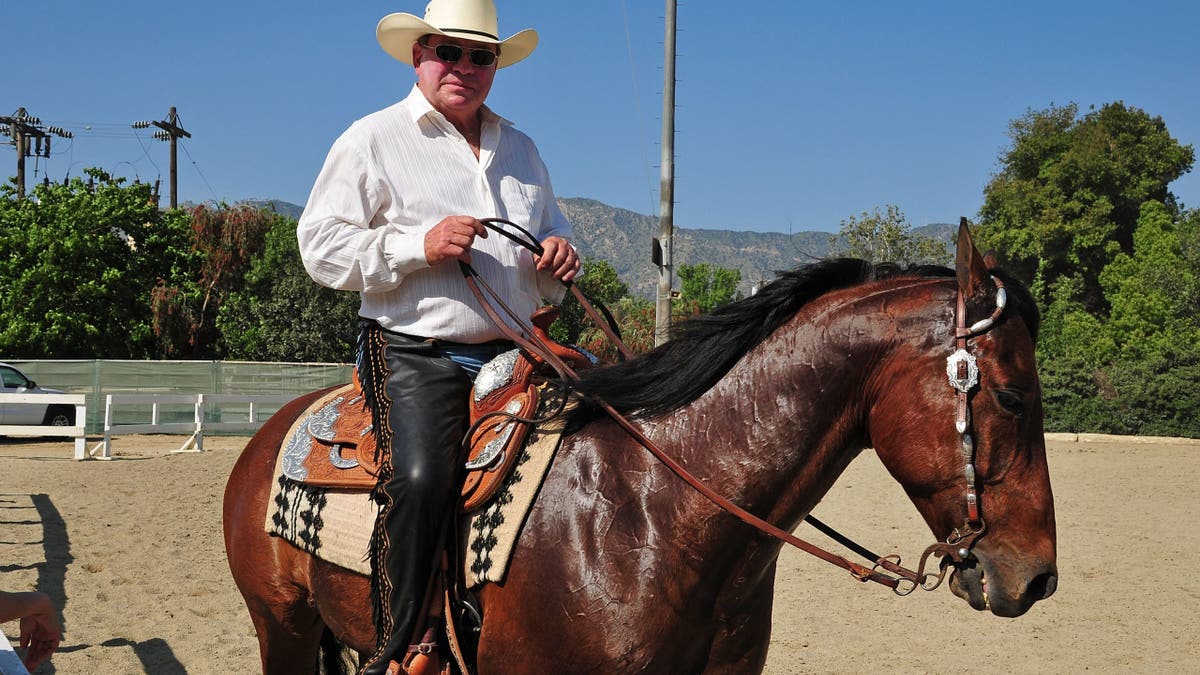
[424,43,498,67]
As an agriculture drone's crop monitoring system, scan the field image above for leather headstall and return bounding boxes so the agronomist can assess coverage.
[900,274,1008,592]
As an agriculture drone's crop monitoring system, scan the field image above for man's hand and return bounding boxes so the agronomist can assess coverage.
[17,592,61,670]
[424,216,488,266]
[537,236,581,282]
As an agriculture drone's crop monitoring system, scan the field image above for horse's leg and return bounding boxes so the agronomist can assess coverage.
[224,410,329,674]
[309,558,376,652]
[242,585,325,674]
[700,560,777,674]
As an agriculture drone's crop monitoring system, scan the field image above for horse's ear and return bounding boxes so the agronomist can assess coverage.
[955,217,991,299]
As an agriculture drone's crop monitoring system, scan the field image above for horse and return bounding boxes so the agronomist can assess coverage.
[223,226,1057,673]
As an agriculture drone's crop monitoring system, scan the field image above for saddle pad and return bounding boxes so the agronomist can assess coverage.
[266,473,377,575]
[265,398,570,587]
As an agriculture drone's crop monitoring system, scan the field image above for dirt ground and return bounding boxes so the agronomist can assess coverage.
[1,432,1196,674]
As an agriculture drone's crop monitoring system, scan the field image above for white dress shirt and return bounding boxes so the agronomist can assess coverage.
[297,85,572,343]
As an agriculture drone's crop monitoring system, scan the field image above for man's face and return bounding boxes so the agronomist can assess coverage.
[412,35,499,121]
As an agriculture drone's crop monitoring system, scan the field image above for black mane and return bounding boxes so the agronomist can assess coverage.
[568,258,1038,420]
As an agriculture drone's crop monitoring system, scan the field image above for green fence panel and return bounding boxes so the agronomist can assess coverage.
[4,360,353,435]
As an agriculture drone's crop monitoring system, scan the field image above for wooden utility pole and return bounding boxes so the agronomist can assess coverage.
[653,0,678,347]
[2,108,71,198]
[136,107,191,208]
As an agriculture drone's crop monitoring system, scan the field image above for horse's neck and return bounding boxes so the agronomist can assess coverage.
[651,299,883,537]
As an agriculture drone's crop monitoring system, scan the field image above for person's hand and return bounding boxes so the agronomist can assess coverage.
[424,215,488,266]
[18,593,61,670]
[537,236,580,282]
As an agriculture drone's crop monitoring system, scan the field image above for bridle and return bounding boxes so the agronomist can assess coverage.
[898,273,1008,593]
[461,218,1009,595]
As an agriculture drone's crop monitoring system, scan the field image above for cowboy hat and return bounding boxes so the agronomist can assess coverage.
[377,0,538,69]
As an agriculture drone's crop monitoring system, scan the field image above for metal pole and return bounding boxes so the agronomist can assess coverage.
[151,107,190,208]
[15,125,26,198]
[654,0,677,347]
[168,107,179,208]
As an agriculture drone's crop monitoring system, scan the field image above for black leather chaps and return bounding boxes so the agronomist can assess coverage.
[355,319,472,675]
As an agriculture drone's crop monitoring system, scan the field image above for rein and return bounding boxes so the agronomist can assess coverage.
[473,217,633,361]
[461,218,1005,594]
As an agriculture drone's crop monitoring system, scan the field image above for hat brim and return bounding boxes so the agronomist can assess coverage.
[376,13,537,69]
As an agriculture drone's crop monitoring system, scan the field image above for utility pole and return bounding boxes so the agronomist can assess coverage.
[1,108,72,199]
[653,0,678,347]
[134,107,190,208]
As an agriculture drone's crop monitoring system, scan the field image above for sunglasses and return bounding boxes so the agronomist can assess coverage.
[424,43,498,68]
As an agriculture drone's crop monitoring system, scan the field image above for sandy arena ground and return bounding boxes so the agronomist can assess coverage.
[1,432,1197,674]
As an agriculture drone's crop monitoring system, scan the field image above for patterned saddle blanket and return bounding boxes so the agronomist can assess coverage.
[265,379,572,588]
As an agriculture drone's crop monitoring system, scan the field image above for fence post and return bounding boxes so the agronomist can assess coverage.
[196,393,206,452]
[73,399,88,460]
[174,394,205,453]
[102,393,115,458]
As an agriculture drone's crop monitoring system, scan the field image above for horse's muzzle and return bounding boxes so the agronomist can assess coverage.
[949,556,1058,617]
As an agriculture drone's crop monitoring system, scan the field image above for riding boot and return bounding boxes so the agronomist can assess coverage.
[356,321,471,675]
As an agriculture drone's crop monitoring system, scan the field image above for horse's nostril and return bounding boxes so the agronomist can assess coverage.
[1028,569,1058,600]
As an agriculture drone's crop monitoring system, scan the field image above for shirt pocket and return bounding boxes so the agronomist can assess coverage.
[497,176,546,234]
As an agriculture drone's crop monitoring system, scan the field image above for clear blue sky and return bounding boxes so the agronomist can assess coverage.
[5,1,1198,233]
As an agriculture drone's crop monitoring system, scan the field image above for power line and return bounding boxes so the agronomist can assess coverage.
[130,126,163,177]
[133,106,191,208]
[178,139,219,205]
[2,107,73,198]
[5,108,209,205]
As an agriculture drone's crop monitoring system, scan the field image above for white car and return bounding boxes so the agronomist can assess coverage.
[0,362,76,426]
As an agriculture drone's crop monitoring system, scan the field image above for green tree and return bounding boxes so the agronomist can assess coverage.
[577,295,656,361]
[1101,202,1197,357]
[0,170,189,358]
[217,214,360,362]
[1035,204,1200,437]
[978,101,1195,311]
[677,263,742,314]
[550,257,629,345]
[977,101,1200,437]
[1033,275,1117,432]
[829,204,950,266]
[1096,203,1200,435]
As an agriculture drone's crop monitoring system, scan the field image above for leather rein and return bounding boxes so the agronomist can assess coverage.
[461,218,1006,595]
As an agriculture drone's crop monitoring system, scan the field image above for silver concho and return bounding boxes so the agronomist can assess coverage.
[464,398,524,471]
[473,349,521,402]
[328,444,359,469]
[946,349,980,393]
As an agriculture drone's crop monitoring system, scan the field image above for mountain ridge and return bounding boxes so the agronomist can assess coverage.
[244,197,954,297]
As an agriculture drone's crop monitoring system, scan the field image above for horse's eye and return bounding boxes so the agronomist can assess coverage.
[994,389,1026,417]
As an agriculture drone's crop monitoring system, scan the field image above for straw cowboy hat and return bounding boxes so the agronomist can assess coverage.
[377,0,539,69]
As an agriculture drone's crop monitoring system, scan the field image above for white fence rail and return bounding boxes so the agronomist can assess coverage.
[0,392,88,459]
[95,393,296,457]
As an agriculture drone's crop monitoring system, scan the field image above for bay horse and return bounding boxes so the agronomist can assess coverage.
[223,227,1056,673]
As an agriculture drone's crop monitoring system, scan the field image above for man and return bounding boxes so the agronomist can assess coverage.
[296,1,579,672]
